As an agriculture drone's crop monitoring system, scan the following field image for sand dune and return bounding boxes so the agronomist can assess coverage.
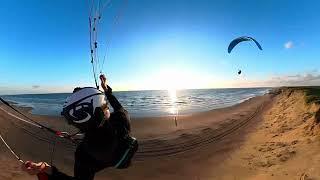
[211,88,320,179]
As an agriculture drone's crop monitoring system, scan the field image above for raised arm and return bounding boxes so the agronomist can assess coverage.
[105,85,123,111]
[100,75,123,112]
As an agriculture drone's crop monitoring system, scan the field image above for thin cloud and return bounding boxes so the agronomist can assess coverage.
[284,41,294,49]
[218,60,230,66]
[32,85,40,89]
[273,73,320,86]
[232,71,320,88]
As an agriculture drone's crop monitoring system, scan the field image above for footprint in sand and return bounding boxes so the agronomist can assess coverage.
[258,146,274,152]
[255,158,275,167]
[276,148,296,162]
[275,142,287,148]
[291,140,299,145]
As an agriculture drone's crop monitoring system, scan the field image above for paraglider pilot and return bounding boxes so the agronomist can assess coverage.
[21,74,138,180]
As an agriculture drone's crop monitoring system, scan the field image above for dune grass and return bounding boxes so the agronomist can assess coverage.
[304,87,320,104]
[279,87,320,104]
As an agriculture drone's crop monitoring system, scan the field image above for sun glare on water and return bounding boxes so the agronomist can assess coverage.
[168,88,178,115]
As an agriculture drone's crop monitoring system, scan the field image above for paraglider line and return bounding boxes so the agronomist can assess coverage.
[100,0,128,74]
[0,132,24,163]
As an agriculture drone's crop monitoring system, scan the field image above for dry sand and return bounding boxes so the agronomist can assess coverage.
[3,89,318,180]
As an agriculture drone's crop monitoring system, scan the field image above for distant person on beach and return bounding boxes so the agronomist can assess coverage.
[21,74,138,180]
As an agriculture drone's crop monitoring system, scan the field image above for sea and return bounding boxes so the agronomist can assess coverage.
[2,88,271,118]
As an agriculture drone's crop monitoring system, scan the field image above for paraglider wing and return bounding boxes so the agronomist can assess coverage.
[250,37,263,51]
[228,36,262,53]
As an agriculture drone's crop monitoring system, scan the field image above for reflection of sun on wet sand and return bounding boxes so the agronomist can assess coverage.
[1,87,320,179]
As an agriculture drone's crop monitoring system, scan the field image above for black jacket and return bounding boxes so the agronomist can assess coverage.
[45,86,131,180]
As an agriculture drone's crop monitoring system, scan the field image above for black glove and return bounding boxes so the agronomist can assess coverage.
[106,85,113,95]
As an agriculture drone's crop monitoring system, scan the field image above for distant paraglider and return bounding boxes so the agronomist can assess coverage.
[228,36,263,75]
[228,36,262,53]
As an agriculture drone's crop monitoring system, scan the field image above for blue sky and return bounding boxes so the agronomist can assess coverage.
[1,0,320,94]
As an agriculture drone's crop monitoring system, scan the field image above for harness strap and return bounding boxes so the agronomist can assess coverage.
[114,137,137,168]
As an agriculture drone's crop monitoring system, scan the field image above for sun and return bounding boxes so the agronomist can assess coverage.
[153,69,188,90]
[133,67,218,91]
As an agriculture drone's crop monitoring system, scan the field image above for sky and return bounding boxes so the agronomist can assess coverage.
[1,0,320,94]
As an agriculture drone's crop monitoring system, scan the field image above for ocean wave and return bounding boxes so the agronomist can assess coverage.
[3,88,270,118]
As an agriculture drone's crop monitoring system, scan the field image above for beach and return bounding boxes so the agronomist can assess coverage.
[1,88,320,179]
